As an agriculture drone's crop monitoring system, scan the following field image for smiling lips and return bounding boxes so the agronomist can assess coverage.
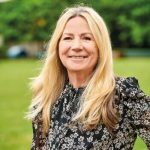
[68,56,88,59]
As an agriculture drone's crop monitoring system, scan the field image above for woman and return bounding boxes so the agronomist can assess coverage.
[27,5,150,149]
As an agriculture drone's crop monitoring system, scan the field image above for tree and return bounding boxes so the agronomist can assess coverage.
[91,0,150,48]
[0,0,149,48]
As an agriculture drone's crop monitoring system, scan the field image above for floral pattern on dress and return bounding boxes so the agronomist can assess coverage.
[31,77,150,150]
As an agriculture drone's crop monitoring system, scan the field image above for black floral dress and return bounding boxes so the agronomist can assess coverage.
[31,77,150,150]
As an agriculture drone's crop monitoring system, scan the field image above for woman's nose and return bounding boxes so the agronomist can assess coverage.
[71,38,83,51]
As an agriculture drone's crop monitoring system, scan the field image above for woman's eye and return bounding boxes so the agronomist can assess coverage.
[63,37,72,40]
[83,37,91,41]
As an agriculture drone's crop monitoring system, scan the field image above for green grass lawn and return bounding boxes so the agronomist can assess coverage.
[0,58,149,150]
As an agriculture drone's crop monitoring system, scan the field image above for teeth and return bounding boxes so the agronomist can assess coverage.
[69,56,87,58]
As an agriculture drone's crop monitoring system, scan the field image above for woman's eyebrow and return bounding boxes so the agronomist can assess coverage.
[81,33,93,36]
[62,33,73,36]
[62,32,93,36]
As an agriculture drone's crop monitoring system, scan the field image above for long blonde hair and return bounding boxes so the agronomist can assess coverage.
[27,5,118,133]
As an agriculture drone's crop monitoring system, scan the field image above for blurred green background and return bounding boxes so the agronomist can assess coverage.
[0,0,149,149]
[0,0,149,56]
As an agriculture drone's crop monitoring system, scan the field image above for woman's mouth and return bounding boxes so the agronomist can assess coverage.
[68,56,88,59]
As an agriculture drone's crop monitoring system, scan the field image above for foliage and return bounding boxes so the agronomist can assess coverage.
[0,0,149,48]
[0,45,8,58]
[96,0,150,48]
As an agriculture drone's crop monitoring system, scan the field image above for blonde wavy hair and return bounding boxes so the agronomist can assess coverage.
[27,5,118,133]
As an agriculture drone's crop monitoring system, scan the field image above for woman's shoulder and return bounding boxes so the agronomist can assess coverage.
[114,76,150,116]
[114,77,150,133]
[115,76,139,89]
[115,76,143,99]
[32,108,43,124]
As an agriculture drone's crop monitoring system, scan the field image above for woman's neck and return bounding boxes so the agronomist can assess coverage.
[67,71,92,88]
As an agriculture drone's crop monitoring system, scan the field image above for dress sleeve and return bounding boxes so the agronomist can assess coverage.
[120,77,150,148]
[31,113,47,150]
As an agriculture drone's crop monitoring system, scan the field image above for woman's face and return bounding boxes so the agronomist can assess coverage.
[58,16,98,75]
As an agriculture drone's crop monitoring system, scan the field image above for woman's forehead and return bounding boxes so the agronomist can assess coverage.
[62,16,92,34]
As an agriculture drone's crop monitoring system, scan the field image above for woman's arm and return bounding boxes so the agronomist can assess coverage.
[120,77,150,148]
[31,113,47,150]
